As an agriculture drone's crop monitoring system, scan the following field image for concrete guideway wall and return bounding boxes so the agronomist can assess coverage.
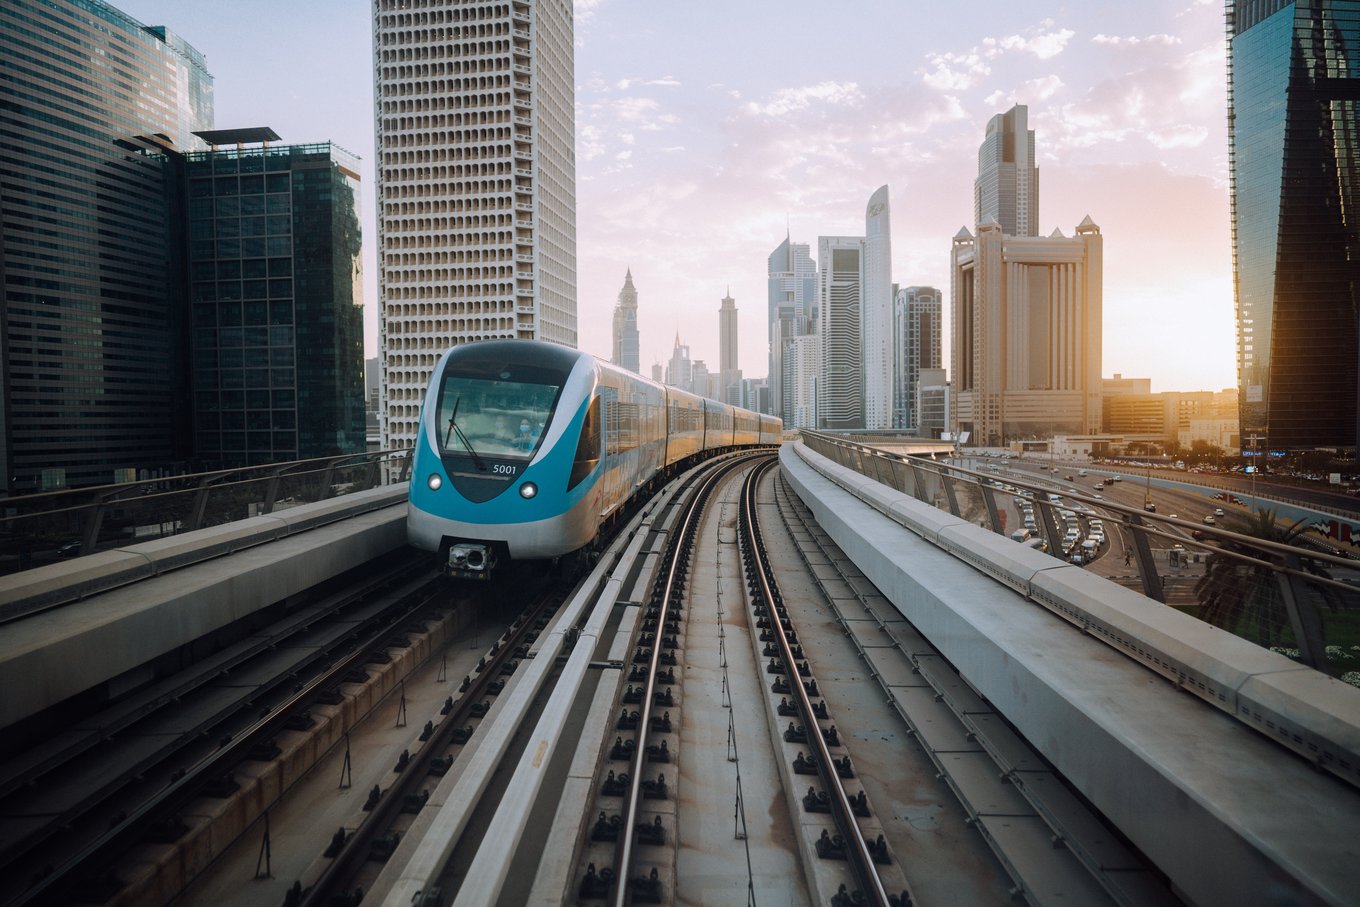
[0,490,408,731]
[780,441,1360,906]
[0,486,408,620]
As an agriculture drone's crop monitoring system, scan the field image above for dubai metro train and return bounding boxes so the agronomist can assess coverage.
[407,339,782,578]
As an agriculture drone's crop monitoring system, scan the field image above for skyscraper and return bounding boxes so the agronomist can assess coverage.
[612,269,640,373]
[719,290,740,402]
[818,236,865,430]
[975,104,1039,237]
[666,333,693,392]
[863,185,894,430]
[1227,0,1360,450]
[185,132,366,467]
[951,219,1104,446]
[374,0,577,451]
[893,286,943,430]
[0,0,212,492]
[767,236,817,419]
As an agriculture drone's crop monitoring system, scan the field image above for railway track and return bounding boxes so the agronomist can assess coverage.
[0,551,478,907]
[767,471,1180,906]
[31,447,1186,906]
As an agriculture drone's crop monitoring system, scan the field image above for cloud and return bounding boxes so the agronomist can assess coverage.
[616,76,682,90]
[1092,33,1182,47]
[922,22,1076,91]
[742,81,864,117]
[921,51,991,91]
[986,27,1076,60]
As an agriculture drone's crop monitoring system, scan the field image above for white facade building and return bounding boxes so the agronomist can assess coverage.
[863,185,894,430]
[373,0,577,450]
[786,334,822,429]
[818,235,865,430]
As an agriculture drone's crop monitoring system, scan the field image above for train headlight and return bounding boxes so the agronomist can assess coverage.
[519,481,538,499]
[427,473,443,491]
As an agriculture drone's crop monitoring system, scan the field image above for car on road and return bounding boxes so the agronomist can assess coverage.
[1202,515,1216,525]
[1214,507,1225,517]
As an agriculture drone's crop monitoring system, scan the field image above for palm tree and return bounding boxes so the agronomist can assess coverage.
[1195,509,1345,660]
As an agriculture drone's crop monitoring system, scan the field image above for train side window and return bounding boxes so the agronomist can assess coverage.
[569,395,601,490]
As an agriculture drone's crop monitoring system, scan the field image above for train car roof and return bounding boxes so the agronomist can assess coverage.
[442,339,587,373]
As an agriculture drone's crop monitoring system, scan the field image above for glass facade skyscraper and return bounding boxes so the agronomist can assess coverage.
[0,0,212,491]
[1228,0,1360,450]
[185,136,366,467]
[975,104,1039,238]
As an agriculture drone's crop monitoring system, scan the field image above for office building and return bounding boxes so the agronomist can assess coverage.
[975,104,1039,237]
[0,0,212,492]
[785,334,822,429]
[185,133,366,467]
[863,186,894,430]
[1227,0,1360,450]
[374,0,577,451]
[611,269,640,373]
[666,333,693,392]
[719,290,740,402]
[818,235,866,430]
[893,286,943,430]
[767,236,817,419]
[951,219,1104,446]
[917,368,950,440]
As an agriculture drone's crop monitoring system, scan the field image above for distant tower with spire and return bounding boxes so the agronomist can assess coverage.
[666,331,693,392]
[719,288,741,404]
[611,269,641,373]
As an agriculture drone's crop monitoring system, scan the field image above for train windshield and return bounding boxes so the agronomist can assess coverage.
[437,375,561,460]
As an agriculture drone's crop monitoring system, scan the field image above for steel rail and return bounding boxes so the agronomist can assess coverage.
[13,571,446,907]
[609,453,754,907]
[301,585,557,907]
[739,456,890,907]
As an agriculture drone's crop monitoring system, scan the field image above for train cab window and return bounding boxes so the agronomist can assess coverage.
[437,374,560,460]
[569,395,601,490]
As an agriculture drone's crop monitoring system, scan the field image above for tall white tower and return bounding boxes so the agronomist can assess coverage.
[719,289,738,399]
[373,0,577,450]
[863,185,893,430]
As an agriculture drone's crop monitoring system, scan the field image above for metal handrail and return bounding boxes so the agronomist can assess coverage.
[798,430,1360,675]
[0,449,412,572]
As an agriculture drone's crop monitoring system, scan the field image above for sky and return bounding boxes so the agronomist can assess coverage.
[115,0,1236,394]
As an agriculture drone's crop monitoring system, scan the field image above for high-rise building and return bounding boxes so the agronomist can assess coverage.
[818,236,866,430]
[767,236,817,419]
[666,333,693,392]
[719,289,740,401]
[185,133,366,468]
[863,186,894,430]
[0,0,212,492]
[1227,0,1360,450]
[893,286,944,430]
[785,334,822,429]
[612,269,640,373]
[374,0,577,451]
[951,219,1104,446]
[975,104,1039,237]
[917,368,950,440]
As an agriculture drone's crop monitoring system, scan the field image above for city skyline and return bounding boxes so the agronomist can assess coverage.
[111,0,1236,394]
